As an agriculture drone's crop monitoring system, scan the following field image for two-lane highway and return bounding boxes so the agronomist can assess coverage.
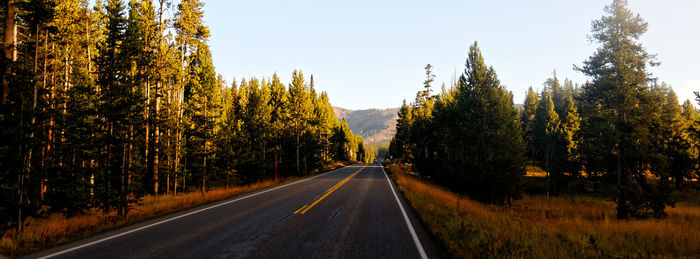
[26,163,442,259]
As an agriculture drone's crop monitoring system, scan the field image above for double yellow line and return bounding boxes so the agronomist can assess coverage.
[293,165,366,215]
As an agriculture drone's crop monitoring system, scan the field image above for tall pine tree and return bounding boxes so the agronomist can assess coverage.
[577,0,670,219]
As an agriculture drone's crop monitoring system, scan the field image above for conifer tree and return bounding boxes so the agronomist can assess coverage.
[653,85,696,187]
[121,0,151,198]
[332,118,353,161]
[287,70,313,175]
[268,73,289,176]
[240,77,272,180]
[184,44,219,193]
[559,94,581,176]
[533,90,560,197]
[96,0,143,215]
[389,100,413,162]
[309,85,336,169]
[521,87,539,161]
[0,0,371,230]
[422,64,435,99]
[432,42,525,204]
[531,73,582,196]
[577,0,670,218]
[216,80,246,183]
[173,0,208,193]
[680,99,699,183]
[1,0,17,104]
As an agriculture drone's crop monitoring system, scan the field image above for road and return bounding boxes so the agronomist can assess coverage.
[25,163,443,259]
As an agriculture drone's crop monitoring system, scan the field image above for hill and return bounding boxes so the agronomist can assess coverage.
[333,106,399,144]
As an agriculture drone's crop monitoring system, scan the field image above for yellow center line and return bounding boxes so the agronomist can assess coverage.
[292,204,309,214]
[293,165,366,215]
[325,177,346,194]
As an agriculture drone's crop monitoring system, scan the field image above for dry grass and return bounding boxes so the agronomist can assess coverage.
[0,161,354,257]
[525,164,548,177]
[0,178,288,257]
[387,164,700,258]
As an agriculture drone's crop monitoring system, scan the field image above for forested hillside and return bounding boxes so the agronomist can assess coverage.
[0,0,367,232]
[333,106,398,143]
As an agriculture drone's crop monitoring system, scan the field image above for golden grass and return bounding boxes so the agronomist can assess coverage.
[387,164,700,258]
[0,178,289,257]
[525,164,548,177]
[0,161,354,257]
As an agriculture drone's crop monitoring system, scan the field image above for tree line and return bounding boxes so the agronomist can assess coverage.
[389,0,700,219]
[0,0,366,231]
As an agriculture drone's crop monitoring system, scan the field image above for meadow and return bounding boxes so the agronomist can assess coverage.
[387,164,700,258]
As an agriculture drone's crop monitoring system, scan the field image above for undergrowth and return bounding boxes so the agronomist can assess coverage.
[387,164,700,258]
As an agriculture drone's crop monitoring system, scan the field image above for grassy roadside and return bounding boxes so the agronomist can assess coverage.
[1,162,351,257]
[386,164,700,258]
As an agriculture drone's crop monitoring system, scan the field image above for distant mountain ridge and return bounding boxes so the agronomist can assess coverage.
[333,106,399,144]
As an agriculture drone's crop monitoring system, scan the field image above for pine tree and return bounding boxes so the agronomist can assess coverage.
[533,90,559,198]
[1,0,17,104]
[96,0,136,215]
[184,44,219,193]
[559,94,581,176]
[119,0,161,200]
[268,73,289,177]
[532,73,582,196]
[174,0,212,192]
[316,91,337,166]
[287,70,313,175]
[577,0,670,219]
[409,64,437,175]
[652,85,695,187]
[45,0,100,215]
[521,87,539,161]
[332,118,353,161]
[389,99,413,162]
[0,0,61,230]
[680,99,699,183]
[422,64,435,99]
[432,41,525,204]
[216,79,245,184]
[240,77,272,180]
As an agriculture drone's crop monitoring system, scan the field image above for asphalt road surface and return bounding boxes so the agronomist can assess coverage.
[25,163,443,259]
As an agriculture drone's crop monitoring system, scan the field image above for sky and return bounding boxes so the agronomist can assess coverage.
[198,0,700,110]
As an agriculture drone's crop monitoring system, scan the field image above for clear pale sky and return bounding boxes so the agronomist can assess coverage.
[198,0,700,110]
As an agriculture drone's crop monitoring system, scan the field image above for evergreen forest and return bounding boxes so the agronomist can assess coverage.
[389,0,700,219]
[0,0,369,232]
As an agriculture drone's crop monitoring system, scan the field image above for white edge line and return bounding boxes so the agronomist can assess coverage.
[37,167,345,259]
[379,162,428,259]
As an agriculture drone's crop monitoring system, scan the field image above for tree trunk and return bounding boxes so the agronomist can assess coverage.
[201,98,207,194]
[127,124,134,213]
[34,24,39,73]
[166,151,170,194]
[616,111,629,220]
[2,0,17,104]
[85,18,91,73]
[153,0,167,197]
[42,39,54,201]
[201,156,206,194]
[183,157,187,193]
[120,142,127,217]
[145,78,152,193]
[545,135,551,200]
[616,149,627,219]
[154,82,160,195]
[174,89,183,196]
[296,131,301,176]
